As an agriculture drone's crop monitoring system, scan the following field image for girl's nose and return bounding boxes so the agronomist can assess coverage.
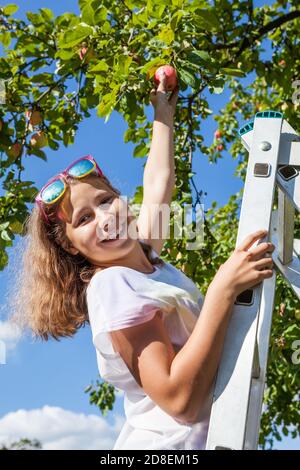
[95,212,117,241]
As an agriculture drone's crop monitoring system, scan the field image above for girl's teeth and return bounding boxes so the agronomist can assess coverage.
[104,225,124,241]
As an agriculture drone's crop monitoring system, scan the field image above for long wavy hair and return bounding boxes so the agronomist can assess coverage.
[8,171,164,341]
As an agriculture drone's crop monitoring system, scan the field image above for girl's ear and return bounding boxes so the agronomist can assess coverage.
[61,238,79,256]
[67,245,80,256]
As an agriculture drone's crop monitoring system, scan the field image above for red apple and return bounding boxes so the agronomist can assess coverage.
[217,144,224,151]
[214,130,222,139]
[154,65,178,91]
[79,46,88,60]
[26,109,42,126]
[30,131,48,148]
[7,142,23,159]
[279,59,286,68]
[78,45,95,62]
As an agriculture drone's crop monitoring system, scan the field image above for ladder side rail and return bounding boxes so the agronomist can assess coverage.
[206,115,283,450]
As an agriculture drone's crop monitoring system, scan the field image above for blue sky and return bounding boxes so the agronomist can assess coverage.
[0,0,299,450]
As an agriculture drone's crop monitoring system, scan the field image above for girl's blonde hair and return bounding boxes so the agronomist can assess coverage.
[8,171,164,341]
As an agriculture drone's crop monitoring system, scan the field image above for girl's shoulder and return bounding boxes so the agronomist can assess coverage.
[86,264,155,300]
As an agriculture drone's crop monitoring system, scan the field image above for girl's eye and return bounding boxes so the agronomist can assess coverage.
[78,196,114,225]
[99,196,113,206]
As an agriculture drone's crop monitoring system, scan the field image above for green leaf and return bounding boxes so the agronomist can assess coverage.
[97,85,120,119]
[31,72,53,83]
[0,249,8,269]
[26,11,44,26]
[170,9,184,30]
[2,4,18,15]
[138,57,165,77]
[0,222,10,231]
[178,68,198,89]
[59,23,94,49]
[116,55,133,76]
[22,187,39,199]
[39,7,54,22]
[104,111,112,124]
[220,68,246,77]
[102,21,111,34]
[282,426,289,437]
[152,4,167,20]
[28,147,47,161]
[284,324,300,337]
[194,8,219,30]
[157,25,175,45]
[0,32,11,48]
[133,142,148,158]
[132,7,149,26]
[47,139,59,151]
[172,0,185,5]
[89,60,109,73]
[94,6,108,23]
[189,50,211,63]
[1,230,11,242]
[56,49,75,61]
[208,77,225,94]
[81,4,95,26]
[211,86,224,94]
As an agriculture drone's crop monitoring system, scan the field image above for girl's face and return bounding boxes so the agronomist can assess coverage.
[57,175,139,267]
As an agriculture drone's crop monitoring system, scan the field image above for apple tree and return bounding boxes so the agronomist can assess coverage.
[0,0,299,449]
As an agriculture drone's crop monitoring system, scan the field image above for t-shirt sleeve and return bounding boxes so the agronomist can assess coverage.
[86,267,166,355]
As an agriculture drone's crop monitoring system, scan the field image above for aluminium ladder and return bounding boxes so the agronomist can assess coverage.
[205,110,300,450]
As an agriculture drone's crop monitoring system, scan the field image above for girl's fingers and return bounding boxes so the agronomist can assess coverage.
[248,241,275,261]
[168,85,179,105]
[156,73,167,93]
[150,78,179,113]
[150,88,158,105]
[254,256,274,270]
[150,88,157,99]
[238,230,268,251]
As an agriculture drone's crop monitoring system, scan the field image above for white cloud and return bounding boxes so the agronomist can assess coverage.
[0,406,125,450]
[0,320,21,364]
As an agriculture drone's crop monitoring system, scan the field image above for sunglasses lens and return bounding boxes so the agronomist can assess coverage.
[41,179,65,203]
[39,158,98,206]
[68,158,94,177]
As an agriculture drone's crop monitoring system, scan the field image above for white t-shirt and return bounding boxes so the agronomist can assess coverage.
[86,245,213,450]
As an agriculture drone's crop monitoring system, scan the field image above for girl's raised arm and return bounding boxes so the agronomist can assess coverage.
[136,73,179,256]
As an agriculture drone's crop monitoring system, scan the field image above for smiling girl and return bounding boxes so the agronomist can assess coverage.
[10,73,275,450]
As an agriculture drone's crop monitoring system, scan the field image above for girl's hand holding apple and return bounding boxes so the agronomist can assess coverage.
[150,65,179,121]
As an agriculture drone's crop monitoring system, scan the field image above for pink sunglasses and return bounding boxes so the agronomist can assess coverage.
[35,155,104,224]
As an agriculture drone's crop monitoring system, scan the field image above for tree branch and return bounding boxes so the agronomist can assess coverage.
[34,66,82,105]
[212,10,300,52]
